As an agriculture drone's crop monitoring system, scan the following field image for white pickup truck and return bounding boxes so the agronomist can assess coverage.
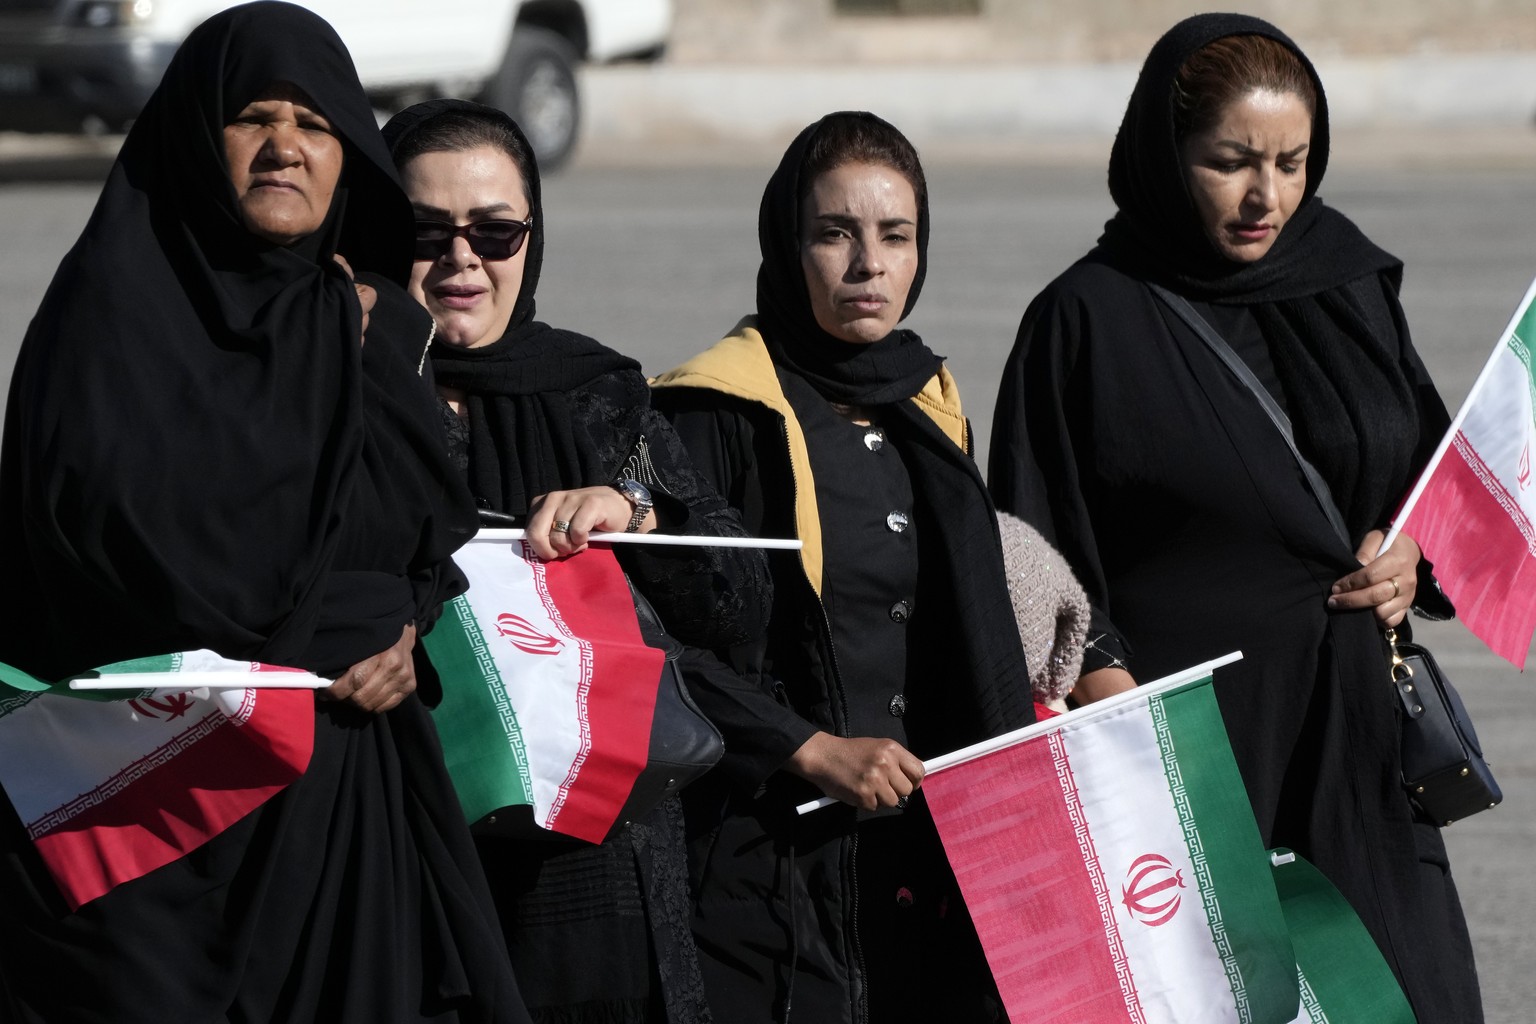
[0,0,671,168]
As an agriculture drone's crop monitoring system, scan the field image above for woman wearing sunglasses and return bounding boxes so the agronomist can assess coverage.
[381,99,768,1024]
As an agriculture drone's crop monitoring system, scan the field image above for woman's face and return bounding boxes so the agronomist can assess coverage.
[798,161,920,345]
[402,145,530,350]
[1180,88,1312,264]
[223,82,344,246]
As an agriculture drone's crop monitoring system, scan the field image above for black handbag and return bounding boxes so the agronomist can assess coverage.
[1387,628,1502,826]
[610,576,726,835]
[1149,283,1502,826]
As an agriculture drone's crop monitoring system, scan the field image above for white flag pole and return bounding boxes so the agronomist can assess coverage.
[67,534,798,691]
[1380,273,1536,554]
[69,672,330,691]
[794,651,1244,816]
[475,528,802,551]
[68,532,801,690]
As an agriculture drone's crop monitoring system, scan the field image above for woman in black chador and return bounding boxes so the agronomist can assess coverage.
[988,14,1482,1022]
[653,112,1035,1024]
[381,98,770,1024]
[0,4,528,1021]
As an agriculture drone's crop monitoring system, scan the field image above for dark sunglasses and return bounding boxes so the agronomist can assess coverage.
[412,216,533,262]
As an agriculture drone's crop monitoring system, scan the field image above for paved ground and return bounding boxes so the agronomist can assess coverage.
[0,144,1533,1021]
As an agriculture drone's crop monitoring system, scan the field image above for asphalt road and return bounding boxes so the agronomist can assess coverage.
[1,151,1533,1022]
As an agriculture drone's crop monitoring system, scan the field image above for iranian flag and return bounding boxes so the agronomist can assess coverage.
[920,660,1415,1023]
[424,537,661,844]
[0,652,318,910]
[1390,275,1536,667]
[923,661,1300,1023]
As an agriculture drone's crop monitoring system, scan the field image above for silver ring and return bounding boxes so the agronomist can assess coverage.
[1389,576,1401,599]
[552,520,571,534]
[896,795,909,810]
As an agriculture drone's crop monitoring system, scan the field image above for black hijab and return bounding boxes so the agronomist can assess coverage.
[1095,13,1422,537]
[0,1,475,679]
[382,99,640,516]
[756,111,943,406]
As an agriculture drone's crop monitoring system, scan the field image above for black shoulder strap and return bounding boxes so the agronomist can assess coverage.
[1148,282,1353,549]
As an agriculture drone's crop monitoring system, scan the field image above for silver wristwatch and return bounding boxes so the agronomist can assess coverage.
[609,478,654,533]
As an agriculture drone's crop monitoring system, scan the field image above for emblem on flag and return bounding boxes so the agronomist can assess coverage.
[1120,853,1186,927]
[128,692,198,720]
[495,612,567,656]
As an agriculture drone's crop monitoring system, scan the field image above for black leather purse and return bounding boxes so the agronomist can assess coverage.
[1150,283,1502,826]
[1387,628,1502,825]
[611,577,726,836]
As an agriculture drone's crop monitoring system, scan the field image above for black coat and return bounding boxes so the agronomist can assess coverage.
[383,99,773,1024]
[424,280,766,1015]
[0,6,526,1022]
[988,12,1481,1021]
[654,325,1032,1024]
[988,256,1481,1023]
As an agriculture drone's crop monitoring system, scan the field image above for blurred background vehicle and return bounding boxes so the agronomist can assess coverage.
[0,0,671,168]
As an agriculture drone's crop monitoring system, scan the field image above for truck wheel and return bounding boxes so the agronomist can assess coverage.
[482,25,580,171]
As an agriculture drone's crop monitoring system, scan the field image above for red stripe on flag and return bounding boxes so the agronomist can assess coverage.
[1401,435,1536,668]
[532,549,661,842]
[29,690,313,909]
[924,732,1135,1024]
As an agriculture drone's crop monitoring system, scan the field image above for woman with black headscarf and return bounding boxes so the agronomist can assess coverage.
[0,4,528,1021]
[379,99,770,1024]
[989,13,1481,1021]
[652,111,1035,1024]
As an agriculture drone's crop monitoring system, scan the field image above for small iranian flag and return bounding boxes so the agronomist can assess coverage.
[424,537,661,844]
[925,663,1290,1024]
[1391,275,1536,667]
[0,651,317,910]
[920,662,1414,1024]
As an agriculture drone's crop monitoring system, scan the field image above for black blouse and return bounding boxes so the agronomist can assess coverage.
[793,383,919,748]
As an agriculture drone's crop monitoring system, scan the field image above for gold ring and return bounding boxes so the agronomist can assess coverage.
[1389,577,1401,599]
[552,520,571,534]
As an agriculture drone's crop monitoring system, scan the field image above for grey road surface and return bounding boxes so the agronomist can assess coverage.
[1,156,1533,1022]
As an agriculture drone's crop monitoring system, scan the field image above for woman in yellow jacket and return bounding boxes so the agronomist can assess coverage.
[653,111,1037,1024]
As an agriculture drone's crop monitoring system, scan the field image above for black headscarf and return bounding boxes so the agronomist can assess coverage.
[0,1,475,679]
[1095,13,1420,537]
[756,111,943,406]
[382,99,640,515]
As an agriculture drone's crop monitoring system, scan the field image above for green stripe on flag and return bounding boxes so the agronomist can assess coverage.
[1506,329,1536,439]
[0,660,149,708]
[1,652,180,693]
[1153,678,1299,1023]
[423,595,534,822]
[1272,851,1417,1024]
[95,653,183,674]
[0,660,56,694]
